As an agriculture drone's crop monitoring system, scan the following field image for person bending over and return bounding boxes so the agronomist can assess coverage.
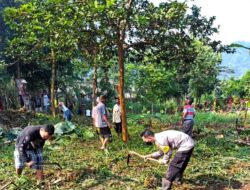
[14,124,55,182]
[140,129,195,190]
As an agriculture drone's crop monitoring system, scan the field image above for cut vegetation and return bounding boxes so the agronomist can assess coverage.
[0,111,249,190]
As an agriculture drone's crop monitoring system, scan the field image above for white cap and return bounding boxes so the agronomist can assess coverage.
[21,79,27,84]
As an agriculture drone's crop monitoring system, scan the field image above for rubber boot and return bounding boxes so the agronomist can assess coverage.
[175,173,183,185]
[162,178,172,190]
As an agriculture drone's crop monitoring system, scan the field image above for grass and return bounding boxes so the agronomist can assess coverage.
[0,112,250,190]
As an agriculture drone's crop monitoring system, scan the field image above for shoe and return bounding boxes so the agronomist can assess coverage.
[162,178,172,190]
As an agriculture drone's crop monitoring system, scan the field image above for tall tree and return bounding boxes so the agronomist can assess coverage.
[188,40,221,102]
[91,0,188,141]
[4,0,79,115]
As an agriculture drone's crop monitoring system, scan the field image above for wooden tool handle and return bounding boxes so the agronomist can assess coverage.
[128,151,159,163]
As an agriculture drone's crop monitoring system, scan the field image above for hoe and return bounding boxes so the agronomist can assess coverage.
[127,150,160,166]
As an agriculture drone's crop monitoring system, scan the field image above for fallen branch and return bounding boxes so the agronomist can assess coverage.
[234,140,250,146]
[222,157,249,161]
[52,178,63,184]
[0,181,17,190]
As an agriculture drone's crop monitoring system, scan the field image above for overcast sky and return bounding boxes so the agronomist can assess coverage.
[151,0,250,44]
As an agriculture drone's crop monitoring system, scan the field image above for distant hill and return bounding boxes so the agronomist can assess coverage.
[220,41,250,79]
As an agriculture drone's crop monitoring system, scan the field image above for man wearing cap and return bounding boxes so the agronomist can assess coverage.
[18,79,28,108]
[182,96,195,136]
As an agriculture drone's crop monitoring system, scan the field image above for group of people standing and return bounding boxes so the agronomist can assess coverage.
[17,79,51,113]
[31,91,51,113]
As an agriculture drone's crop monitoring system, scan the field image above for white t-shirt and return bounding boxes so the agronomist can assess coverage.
[60,105,69,112]
[151,130,195,163]
[112,104,121,123]
[43,95,50,106]
[155,130,195,152]
[86,109,91,116]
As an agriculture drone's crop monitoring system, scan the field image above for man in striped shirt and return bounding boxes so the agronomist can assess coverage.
[182,96,195,136]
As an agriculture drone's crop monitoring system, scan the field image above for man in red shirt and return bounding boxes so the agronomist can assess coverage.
[182,96,196,136]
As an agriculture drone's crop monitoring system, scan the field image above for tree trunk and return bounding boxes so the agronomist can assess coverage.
[16,62,21,79]
[176,97,182,114]
[117,41,128,142]
[92,64,98,108]
[55,69,58,107]
[50,48,56,117]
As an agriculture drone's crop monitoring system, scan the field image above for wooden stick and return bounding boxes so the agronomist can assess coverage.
[234,139,250,146]
[0,181,17,190]
[128,151,159,163]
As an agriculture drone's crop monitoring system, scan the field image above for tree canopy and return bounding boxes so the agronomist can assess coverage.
[1,0,230,141]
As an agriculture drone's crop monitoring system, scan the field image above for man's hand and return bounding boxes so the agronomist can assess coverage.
[108,122,112,128]
[26,161,35,168]
[143,154,151,161]
[158,159,168,165]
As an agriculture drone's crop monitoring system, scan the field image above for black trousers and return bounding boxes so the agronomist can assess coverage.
[19,95,24,107]
[114,122,122,134]
[165,148,193,182]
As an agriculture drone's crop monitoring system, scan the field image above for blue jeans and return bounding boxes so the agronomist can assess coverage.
[182,120,194,136]
[64,110,72,121]
[44,105,50,113]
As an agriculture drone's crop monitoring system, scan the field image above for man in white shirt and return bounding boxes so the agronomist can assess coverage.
[112,97,122,136]
[92,97,99,127]
[140,129,195,190]
[43,91,50,113]
[17,79,28,108]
